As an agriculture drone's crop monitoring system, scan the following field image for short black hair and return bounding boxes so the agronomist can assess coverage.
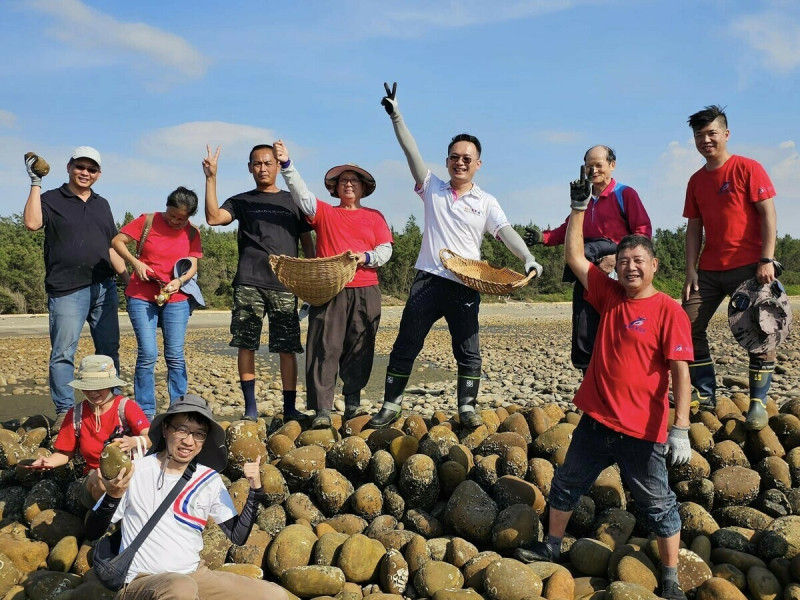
[688,105,728,131]
[166,186,199,216]
[249,144,276,164]
[616,234,655,259]
[583,145,616,163]
[448,133,481,157]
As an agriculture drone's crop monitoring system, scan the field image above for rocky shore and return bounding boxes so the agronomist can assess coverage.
[0,303,798,599]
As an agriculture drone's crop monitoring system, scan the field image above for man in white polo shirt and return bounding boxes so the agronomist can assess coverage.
[368,83,542,429]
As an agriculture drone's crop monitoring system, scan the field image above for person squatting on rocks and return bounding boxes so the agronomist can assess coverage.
[524,145,652,374]
[368,82,542,430]
[23,146,130,429]
[30,355,150,509]
[682,105,779,431]
[274,140,394,430]
[85,394,288,600]
[514,166,695,600]
[203,145,316,422]
[112,187,204,422]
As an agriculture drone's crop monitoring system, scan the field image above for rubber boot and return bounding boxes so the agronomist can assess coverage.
[688,358,716,411]
[368,371,409,429]
[745,360,774,431]
[311,409,332,430]
[343,392,363,421]
[457,367,483,428]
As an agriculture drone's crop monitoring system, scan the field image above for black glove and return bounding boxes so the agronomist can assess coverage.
[381,82,397,116]
[570,166,593,211]
[523,226,543,246]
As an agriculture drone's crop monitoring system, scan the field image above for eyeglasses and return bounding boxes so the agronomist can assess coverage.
[166,422,208,443]
[339,177,362,185]
[72,163,100,174]
[448,155,474,165]
[250,161,275,169]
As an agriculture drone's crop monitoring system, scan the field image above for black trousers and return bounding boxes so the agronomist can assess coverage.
[388,271,481,375]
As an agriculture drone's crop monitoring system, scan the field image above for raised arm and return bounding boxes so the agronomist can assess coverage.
[381,82,427,187]
[274,140,318,217]
[564,167,594,290]
[23,154,46,230]
[203,145,234,226]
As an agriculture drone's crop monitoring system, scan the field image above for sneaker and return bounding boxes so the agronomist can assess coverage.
[659,580,687,600]
[311,411,332,430]
[513,541,558,564]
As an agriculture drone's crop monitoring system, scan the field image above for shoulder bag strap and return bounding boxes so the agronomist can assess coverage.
[135,213,156,259]
[121,460,198,555]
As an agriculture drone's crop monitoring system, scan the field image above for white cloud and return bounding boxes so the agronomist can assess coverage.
[338,0,600,38]
[0,110,17,129]
[28,0,209,85]
[729,10,800,73]
[138,122,279,160]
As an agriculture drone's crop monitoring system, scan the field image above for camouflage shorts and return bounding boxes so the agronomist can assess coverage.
[230,285,303,353]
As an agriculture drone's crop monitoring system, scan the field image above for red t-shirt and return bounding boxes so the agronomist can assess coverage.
[53,395,149,473]
[121,212,203,303]
[574,266,694,443]
[309,200,393,287]
[683,155,775,271]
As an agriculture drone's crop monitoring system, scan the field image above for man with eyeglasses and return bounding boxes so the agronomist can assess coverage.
[203,145,315,422]
[85,394,288,599]
[368,83,542,429]
[524,145,652,375]
[23,146,129,428]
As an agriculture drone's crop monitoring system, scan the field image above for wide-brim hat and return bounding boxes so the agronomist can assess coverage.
[324,163,376,198]
[68,355,128,391]
[147,394,227,472]
[728,278,793,354]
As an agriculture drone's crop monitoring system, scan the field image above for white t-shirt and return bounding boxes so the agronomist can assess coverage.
[414,171,510,283]
[111,455,236,583]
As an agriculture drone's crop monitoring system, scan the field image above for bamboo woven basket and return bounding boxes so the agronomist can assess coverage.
[439,248,536,295]
[269,252,358,306]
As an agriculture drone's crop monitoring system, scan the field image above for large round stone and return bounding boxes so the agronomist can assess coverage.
[414,560,464,597]
[279,445,326,492]
[483,558,542,600]
[491,504,540,551]
[337,534,385,583]
[29,509,83,548]
[379,548,409,595]
[327,436,372,481]
[399,454,439,510]
[444,480,499,545]
[266,523,318,577]
[281,565,345,598]
[313,469,354,516]
[694,576,747,600]
[570,538,613,577]
[711,466,760,507]
[758,515,800,560]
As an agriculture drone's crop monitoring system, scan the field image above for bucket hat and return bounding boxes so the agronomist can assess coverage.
[728,278,793,354]
[68,355,128,391]
[324,163,376,198]
[147,394,227,472]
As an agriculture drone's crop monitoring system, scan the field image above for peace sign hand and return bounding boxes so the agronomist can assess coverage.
[381,82,398,116]
[203,145,220,178]
[570,166,593,211]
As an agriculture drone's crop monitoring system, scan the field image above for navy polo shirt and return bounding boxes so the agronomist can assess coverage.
[40,184,117,296]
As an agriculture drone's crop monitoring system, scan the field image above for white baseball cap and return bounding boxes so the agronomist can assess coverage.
[71,146,102,168]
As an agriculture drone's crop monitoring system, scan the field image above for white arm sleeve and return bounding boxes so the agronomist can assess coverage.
[390,110,427,187]
[280,162,318,217]
[365,242,393,268]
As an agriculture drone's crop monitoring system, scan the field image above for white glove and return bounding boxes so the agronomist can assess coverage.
[666,425,691,467]
[25,154,42,187]
[524,256,543,277]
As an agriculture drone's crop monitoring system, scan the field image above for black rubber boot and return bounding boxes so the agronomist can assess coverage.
[368,371,409,429]
[343,392,364,421]
[457,367,483,428]
[311,409,332,430]
[745,359,774,431]
[689,358,717,411]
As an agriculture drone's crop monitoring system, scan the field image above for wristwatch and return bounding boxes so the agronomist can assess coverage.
[759,258,775,264]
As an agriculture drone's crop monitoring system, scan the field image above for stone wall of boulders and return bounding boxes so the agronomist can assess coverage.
[0,394,799,600]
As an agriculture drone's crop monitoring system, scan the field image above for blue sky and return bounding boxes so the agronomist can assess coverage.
[2,0,798,240]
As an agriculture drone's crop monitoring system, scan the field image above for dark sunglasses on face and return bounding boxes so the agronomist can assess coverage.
[72,163,100,174]
[448,155,473,165]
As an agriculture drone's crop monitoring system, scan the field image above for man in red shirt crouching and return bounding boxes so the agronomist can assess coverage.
[515,167,694,600]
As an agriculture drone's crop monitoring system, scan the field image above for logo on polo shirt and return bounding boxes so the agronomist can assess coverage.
[717,182,731,194]
[626,317,647,334]
[461,205,484,217]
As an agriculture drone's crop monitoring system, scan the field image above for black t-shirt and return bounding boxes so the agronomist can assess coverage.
[40,184,117,296]
[220,190,312,290]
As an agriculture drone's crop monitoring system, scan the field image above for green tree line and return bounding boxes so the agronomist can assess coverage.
[1,213,798,314]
